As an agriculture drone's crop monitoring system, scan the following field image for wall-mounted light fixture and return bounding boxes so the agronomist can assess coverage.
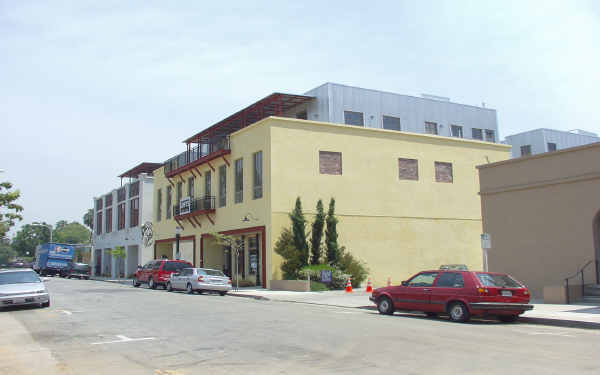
[241,213,259,222]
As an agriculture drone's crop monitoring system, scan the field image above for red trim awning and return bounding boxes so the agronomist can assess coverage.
[118,162,163,178]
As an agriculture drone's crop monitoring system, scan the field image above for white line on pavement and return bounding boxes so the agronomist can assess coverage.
[91,335,156,345]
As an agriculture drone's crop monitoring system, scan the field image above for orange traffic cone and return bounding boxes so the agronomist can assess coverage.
[366,278,373,293]
[345,278,353,293]
[387,277,391,287]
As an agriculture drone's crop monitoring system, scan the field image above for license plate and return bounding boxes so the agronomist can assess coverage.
[25,298,34,302]
[501,290,512,297]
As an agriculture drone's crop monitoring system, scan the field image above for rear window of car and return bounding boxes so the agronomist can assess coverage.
[201,269,226,277]
[477,273,522,288]
[163,262,191,272]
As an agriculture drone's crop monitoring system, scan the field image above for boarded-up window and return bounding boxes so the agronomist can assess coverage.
[319,151,342,175]
[435,162,453,183]
[398,158,418,180]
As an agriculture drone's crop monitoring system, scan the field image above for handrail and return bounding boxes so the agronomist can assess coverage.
[564,260,599,304]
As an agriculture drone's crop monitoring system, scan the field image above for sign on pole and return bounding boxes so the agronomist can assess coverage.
[481,233,491,249]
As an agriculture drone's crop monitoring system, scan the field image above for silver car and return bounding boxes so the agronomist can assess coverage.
[0,269,50,308]
[166,268,231,296]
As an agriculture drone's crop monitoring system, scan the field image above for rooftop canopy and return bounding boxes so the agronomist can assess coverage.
[183,92,314,144]
[118,162,163,178]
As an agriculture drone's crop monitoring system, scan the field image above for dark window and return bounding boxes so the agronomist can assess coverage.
[166,186,172,219]
[105,194,112,207]
[547,142,557,152]
[219,165,226,207]
[435,162,453,183]
[520,145,532,156]
[477,273,522,288]
[451,125,463,138]
[472,128,483,140]
[485,130,495,142]
[117,187,126,202]
[129,181,139,198]
[156,188,162,222]
[152,261,162,270]
[424,122,438,135]
[117,203,126,230]
[398,158,419,181]
[105,207,112,233]
[143,261,153,270]
[205,171,211,197]
[344,111,364,126]
[235,158,243,203]
[408,272,439,287]
[203,269,225,276]
[96,212,102,235]
[253,151,262,199]
[319,151,342,175]
[188,177,194,198]
[129,198,139,227]
[164,261,192,272]
[382,116,401,131]
[296,110,307,120]
[436,272,465,288]
[96,198,103,211]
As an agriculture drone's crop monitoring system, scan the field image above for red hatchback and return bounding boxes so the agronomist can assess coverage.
[133,259,193,289]
[370,270,533,323]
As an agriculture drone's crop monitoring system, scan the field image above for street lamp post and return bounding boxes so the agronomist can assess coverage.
[32,222,53,243]
[175,226,181,260]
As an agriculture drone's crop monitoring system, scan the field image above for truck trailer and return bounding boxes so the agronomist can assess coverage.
[34,243,75,276]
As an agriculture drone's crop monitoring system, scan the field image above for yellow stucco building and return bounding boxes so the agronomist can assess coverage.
[152,94,510,288]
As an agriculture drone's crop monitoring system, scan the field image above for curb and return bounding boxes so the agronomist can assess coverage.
[519,317,600,330]
[228,293,270,301]
[90,277,134,286]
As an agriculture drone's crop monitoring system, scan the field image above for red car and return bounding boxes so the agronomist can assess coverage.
[370,270,533,323]
[133,259,193,289]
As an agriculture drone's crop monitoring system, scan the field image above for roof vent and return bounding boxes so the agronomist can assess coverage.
[421,93,450,102]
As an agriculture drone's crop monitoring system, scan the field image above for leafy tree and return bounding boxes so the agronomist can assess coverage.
[0,241,16,264]
[273,228,303,280]
[289,197,309,267]
[0,181,24,239]
[338,248,369,288]
[53,221,91,244]
[12,223,50,257]
[83,209,93,230]
[325,198,340,266]
[310,199,325,265]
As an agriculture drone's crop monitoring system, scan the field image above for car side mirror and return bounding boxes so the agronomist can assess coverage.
[401,281,408,286]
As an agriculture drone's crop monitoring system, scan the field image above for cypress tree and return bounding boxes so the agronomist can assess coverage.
[325,198,340,265]
[289,197,309,267]
[310,199,325,264]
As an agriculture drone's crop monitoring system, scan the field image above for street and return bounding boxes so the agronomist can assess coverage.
[1,278,599,375]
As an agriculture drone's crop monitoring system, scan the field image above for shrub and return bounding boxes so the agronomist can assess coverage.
[274,227,303,280]
[299,264,349,290]
[338,249,369,288]
[310,281,329,292]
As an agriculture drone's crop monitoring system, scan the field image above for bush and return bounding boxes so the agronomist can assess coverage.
[310,281,329,292]
[299,264,349,290]
[274,228,303,280]
[338,249,369,288]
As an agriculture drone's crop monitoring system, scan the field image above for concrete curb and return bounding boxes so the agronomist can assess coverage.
[89,277,134,286]
[518,317,600,330]
[228,293,270,301]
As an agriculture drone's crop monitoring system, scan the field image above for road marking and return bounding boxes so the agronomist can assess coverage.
[91,335,156,345]
[60,310,72,316]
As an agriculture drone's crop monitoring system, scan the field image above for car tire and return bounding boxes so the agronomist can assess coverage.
[219,291,227,296]
[85,277,90,280]
[425,312,438,318]
[186,283,193,294]
[149,278,156,289]
[377,296,394,315]
[448,302,470,323]
[133,278,141,287]
[498,315,519,323]
[41,301,50,308]
[167,282,173,292]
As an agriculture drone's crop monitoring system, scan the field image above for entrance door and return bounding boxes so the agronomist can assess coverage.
[95,250,102,275]
[223,247,231,277]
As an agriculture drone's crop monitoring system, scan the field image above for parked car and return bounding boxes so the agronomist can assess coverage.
[133,259,193,289]
[62,262,91,279]
[166,268,232,295]
[370,270,533,323]
[0,268,50,308]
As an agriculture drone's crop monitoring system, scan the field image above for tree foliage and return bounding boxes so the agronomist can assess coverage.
[53,222,91,244]
[12,223,50,256]
[83,209,93,230]
[310,199,325,265]
[111,246,127,279]
[273,227,303,280]
[325,198,340,266]
[289,197,309,267]
[338,247,369,288]
[0,240,16,264]
[0,181,24,239]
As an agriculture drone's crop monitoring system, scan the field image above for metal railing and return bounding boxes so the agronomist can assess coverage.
[164,137,230,175]
[173,196,216,217]
[564,259,599,304]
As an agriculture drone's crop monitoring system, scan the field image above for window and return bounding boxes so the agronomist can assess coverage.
[547,142,557,152]
[319,151,342,175]
[164,261,191,272]
[129,181,139,198]
[105,194,112,207]
[424,122,438,135]
[435,162,453,183]
[408,272,439,287]
[156,189,162,221]
[105,207,112,233]
[398,158,419,180]
[188,177,194,198]
[296,110,307,120]
[382,116,401,131]
[176,182,182,204]
[117,187,126,202]
[96,212,102,235]
[166,186,172,219]
[472,128,483,140]
[118,203,126,230]
[436,272,464,288]
[130,198,139,227]
[476,273,522,288]
[152,261,162,270]
[205,171,211,197]
[344,111,364,126]
[219,165,226,207]
[95,198,103,211]
[520,145,532,156]
[235,158,243,203]
[253,151,262,199]
[451,125,463,138]
[485,130,495,142]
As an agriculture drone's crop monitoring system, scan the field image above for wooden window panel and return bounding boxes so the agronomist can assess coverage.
[398,158,418,180]
[319,151,342,175]
[435,162,453,183]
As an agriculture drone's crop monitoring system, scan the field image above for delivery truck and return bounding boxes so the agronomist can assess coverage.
[34,243,75,276]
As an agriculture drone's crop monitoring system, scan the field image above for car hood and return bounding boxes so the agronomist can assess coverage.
[0,282,46,294]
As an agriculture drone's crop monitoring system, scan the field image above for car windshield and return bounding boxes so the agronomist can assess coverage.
[477,273,522,288]
[0,271,41,285]
[203,269,226,277]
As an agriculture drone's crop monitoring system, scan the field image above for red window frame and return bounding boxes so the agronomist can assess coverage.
[130,198,139,227]
[118,203,126,230]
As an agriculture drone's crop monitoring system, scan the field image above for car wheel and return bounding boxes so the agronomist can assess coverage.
[133,278,141,287]
[219,291,227,296]
[186,283,193,294]
[167,282,173,292]
[377,296,394,315]
[41,300,50,308]
[149,278,156,289]
[85,277,90,280]
[425,312,438,318]
[448,302,470,323]
[498,315,519,323]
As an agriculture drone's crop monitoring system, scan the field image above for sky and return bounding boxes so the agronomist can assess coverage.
[1,0,599,236]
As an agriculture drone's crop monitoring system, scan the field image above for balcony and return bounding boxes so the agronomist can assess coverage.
[164,137,230,177]
[174,196,216,220]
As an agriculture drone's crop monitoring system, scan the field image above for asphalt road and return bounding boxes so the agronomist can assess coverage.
[1,278,599,375]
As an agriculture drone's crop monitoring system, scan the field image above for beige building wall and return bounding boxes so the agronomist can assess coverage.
[479,142,600,299]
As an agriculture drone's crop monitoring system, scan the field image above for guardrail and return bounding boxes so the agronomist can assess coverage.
[164,137,230,175]
[564,259,599,304]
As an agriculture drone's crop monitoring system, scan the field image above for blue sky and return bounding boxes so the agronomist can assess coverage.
[1,0,599,234]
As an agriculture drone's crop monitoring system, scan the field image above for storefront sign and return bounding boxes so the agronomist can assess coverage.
[179,197,191,215]
[249,254,258,274]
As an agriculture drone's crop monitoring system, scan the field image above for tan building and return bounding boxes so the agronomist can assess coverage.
[478,142,600,302]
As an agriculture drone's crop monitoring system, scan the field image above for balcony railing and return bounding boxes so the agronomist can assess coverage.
[164,137,230,175]
[174,196,216,217]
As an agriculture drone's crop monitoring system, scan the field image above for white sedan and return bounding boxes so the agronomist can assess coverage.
[167,268,231,296]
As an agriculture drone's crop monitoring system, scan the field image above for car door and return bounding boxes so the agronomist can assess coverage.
[429,272,466,313]
[151,261,162,283]
[392,272,439,311]
[179,268,192,288]
[140,262,152,282]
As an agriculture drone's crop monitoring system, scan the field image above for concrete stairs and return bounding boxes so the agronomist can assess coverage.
[582,284,600,305]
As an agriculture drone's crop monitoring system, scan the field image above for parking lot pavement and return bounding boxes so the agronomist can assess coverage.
[2,278,600,375]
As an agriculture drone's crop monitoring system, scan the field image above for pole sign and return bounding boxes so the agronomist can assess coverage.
[179,197,191,215]
[481,233,491,249]
[321,270,333,283]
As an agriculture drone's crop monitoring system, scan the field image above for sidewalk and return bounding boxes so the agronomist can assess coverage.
[90,276,134,286]
[229,288,600,329]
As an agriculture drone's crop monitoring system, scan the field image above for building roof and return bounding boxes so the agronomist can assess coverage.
[118,162,163,178]
[183,92,314,144]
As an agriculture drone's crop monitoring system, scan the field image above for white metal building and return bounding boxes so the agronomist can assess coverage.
[504,128,599,158]
[91,163,160,278]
